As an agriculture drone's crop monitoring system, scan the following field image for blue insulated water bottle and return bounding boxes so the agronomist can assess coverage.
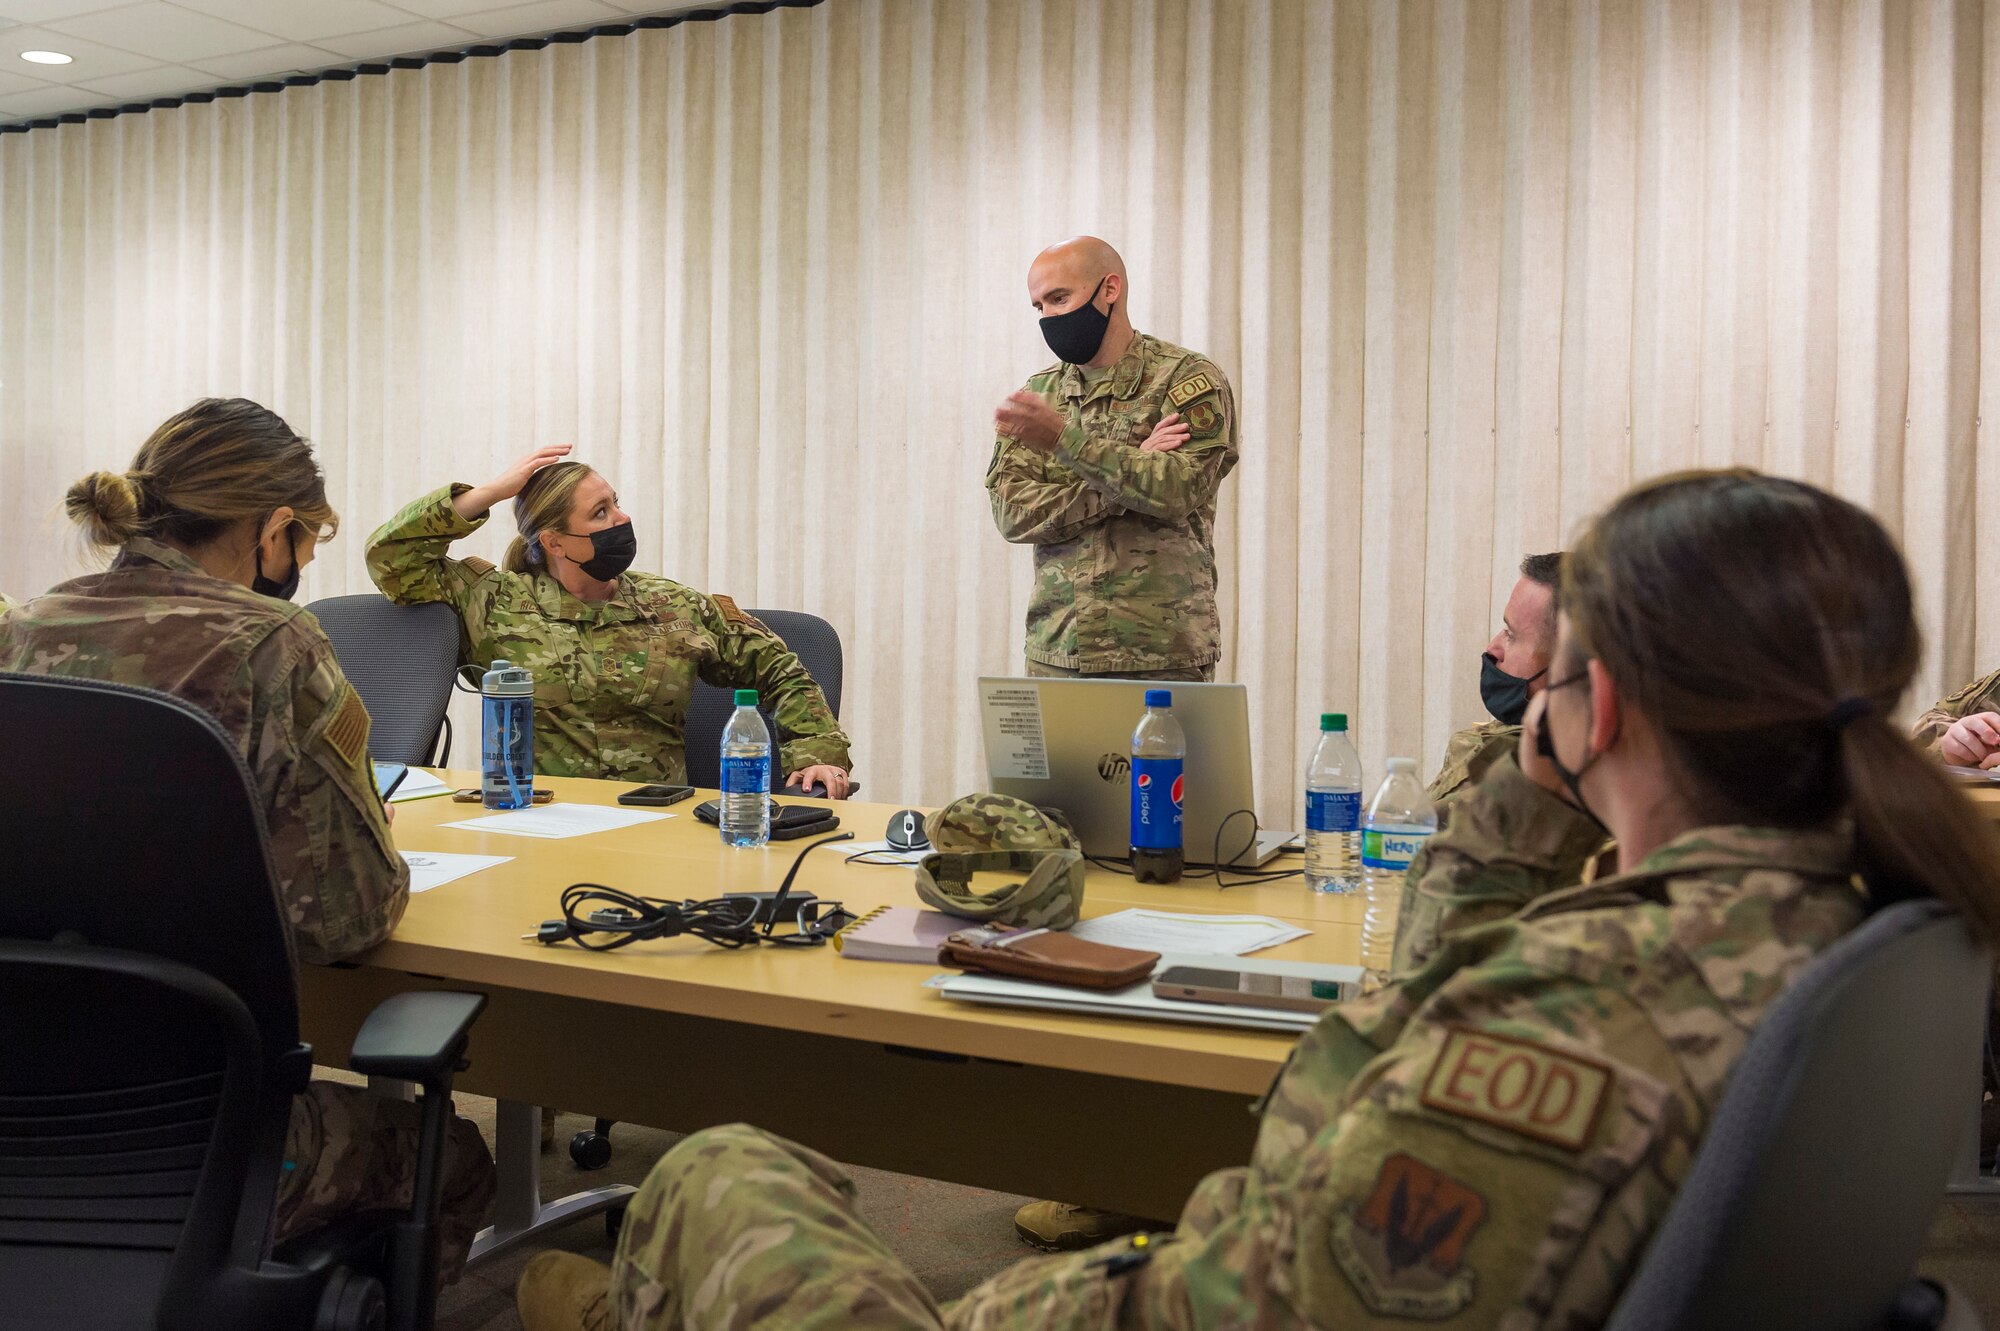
[481,659,535,810]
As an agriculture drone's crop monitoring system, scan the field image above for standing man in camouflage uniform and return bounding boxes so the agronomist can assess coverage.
[988,236,1238,682]
[1,398,494,1280]
[515,471,2000,1331]
[1427,552,1563,810]
[369,446,853,795]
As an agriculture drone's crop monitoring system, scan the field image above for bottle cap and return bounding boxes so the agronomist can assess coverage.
[1387,756,1416,772]
[1144,689,1172,708]
[734,688,758,706]
[1321,712,1347,732]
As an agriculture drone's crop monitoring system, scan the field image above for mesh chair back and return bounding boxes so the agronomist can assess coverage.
[306,594,462,765]
[683,609,844,789]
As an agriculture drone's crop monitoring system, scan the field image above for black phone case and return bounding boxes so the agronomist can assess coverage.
[618,785,694,807]
[693,799,840,838]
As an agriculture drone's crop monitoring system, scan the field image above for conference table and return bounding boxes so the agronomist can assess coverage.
[300,771,1362,1259]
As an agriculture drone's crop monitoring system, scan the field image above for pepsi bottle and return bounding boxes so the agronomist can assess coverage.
[1130,689,1186,883]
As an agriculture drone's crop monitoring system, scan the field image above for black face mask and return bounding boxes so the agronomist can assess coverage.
[557,521,637,582]
[1479,654,1547,726]
[1039,276,1112,365]
[252,526,302,602]
[1535,669,1606,827]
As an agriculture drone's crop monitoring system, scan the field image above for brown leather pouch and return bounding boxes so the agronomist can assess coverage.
[938,925,1160,990]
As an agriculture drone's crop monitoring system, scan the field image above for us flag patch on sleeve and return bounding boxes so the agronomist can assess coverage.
[320,684,373,770]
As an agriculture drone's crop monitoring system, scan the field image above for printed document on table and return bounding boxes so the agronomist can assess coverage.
[400,851,511,893]
[1068,909,1310,956]
[388,768,453,802]
[440,805,672,840]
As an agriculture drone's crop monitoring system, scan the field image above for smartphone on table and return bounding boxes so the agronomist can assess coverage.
[618,784,695,807]
[1152,965,1356,1015]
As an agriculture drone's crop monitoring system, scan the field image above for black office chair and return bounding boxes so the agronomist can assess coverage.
[307,594,463,765]
[567,609,844,1174]
[1605,897,1990,1331]
[0,672,484,1331]
[681,608,845,789]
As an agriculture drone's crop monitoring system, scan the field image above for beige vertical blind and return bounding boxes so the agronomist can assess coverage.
[0,0,1992,819]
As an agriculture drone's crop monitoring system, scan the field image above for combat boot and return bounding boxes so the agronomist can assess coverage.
[517,1251,611,1331]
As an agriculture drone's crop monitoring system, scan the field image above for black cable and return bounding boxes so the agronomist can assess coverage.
[1086,809,1303,888]
[526,831,857,950]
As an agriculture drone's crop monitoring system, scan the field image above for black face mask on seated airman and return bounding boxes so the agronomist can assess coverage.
[556,521,637,582]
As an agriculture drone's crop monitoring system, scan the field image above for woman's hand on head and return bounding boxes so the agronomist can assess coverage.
[785,765,851,800]
[457,444,573,520]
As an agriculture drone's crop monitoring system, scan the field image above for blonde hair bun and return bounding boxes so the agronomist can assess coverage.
[64,470,144,546]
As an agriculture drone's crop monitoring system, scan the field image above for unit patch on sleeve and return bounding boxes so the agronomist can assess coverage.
[1330,1152,1488,1319]
[1167,372,1216,409]
[1420,1027,1612,1152]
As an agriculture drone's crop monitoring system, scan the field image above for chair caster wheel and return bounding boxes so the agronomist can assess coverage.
[315,1267,386,1330]
[570,1129,612,1170]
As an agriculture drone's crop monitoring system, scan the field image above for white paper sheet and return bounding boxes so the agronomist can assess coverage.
[1068,909,1310,956]
[399,850,512,893]
[821,838,929,867]
[387,768,453,803]
[440,804,671,840]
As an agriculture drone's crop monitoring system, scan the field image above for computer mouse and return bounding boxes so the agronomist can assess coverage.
[886,809,930,852]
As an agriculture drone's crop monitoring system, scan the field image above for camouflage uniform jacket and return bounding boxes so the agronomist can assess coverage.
[1912,668,2000,750]
[1428,720,1523,811]
[0,539,407,964]
[366,486,851,784]
[986,332,1238,673]
[946,754,1863,1328]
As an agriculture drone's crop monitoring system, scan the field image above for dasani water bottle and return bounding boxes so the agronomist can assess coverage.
[1304,712,1363,893]
[720,688,772,848]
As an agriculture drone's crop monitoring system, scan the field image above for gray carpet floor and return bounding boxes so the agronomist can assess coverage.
[421,1089,2000,1330]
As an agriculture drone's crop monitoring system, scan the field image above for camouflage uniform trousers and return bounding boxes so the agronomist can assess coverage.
[1025,660,1214,683]
[609,1123,943,1330]
[274,1080,498,1283]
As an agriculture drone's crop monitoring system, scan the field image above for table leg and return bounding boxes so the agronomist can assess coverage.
[467,1100,635,1266]
[1947,1100,2000,1194]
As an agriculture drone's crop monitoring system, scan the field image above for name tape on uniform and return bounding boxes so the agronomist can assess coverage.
[1167,373,1215,408]
[1420,1027,1611,1152]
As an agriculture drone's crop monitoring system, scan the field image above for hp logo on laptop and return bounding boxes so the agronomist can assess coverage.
[1097,753,1130,783]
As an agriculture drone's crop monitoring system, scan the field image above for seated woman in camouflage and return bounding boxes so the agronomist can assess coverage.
[0,398,495,1282]
[515,469,2000,1331]
[368,445,853,795]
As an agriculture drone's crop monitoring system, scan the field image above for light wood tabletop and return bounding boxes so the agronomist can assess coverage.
[301,770,1363,1219]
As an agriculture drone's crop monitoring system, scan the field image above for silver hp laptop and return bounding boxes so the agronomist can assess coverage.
[976,677,1295,867]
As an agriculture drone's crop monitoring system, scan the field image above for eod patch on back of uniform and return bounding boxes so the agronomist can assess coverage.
[1420,1027,1613,1152]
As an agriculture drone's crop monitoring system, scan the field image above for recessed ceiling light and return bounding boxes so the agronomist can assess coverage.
[21,51,73,65]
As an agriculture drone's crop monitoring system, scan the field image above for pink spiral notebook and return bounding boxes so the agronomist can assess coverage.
[832,906,965,964]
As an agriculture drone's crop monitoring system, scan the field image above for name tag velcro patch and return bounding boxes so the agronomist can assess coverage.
[1420,1027,1611,1152]
[1167,373,1215,407]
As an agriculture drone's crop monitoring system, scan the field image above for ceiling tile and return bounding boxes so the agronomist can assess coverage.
[0,0,129,22]
[78,61,210,99]
[313,19,475,61]
[388,0,514,18]
[0,64,49,95]
[171,0,427,43]
[0,83,115,116]
[448,0,620,40]
[48,3,273,64]
[0,24,158,81]
[185,40,334,82]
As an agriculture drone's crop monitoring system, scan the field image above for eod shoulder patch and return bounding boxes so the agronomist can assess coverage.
[1420,1027,1612,1152]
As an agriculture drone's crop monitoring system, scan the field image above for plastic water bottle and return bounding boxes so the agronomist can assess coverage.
[720,687,772,848]
[480,660,535,810]
[1304,712,1363,893]
[1130,688,1186,883]
[1358,757,1436,978]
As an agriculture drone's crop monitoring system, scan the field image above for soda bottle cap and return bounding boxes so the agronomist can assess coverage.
[1387,756,1416,772]
[1321,712,1347,731]
[1144,689,1172,708]
[734,688,759,706]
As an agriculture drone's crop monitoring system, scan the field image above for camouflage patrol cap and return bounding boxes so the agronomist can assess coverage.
[914,849,1087,930]
[924,793,1081,854]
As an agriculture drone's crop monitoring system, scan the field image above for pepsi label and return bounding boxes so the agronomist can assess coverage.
[1130,757,1184,850]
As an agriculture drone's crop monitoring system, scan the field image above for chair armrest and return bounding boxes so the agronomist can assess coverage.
[349,991,486,1084]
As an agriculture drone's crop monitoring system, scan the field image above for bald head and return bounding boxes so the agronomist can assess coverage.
[1028,237,1127,316]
